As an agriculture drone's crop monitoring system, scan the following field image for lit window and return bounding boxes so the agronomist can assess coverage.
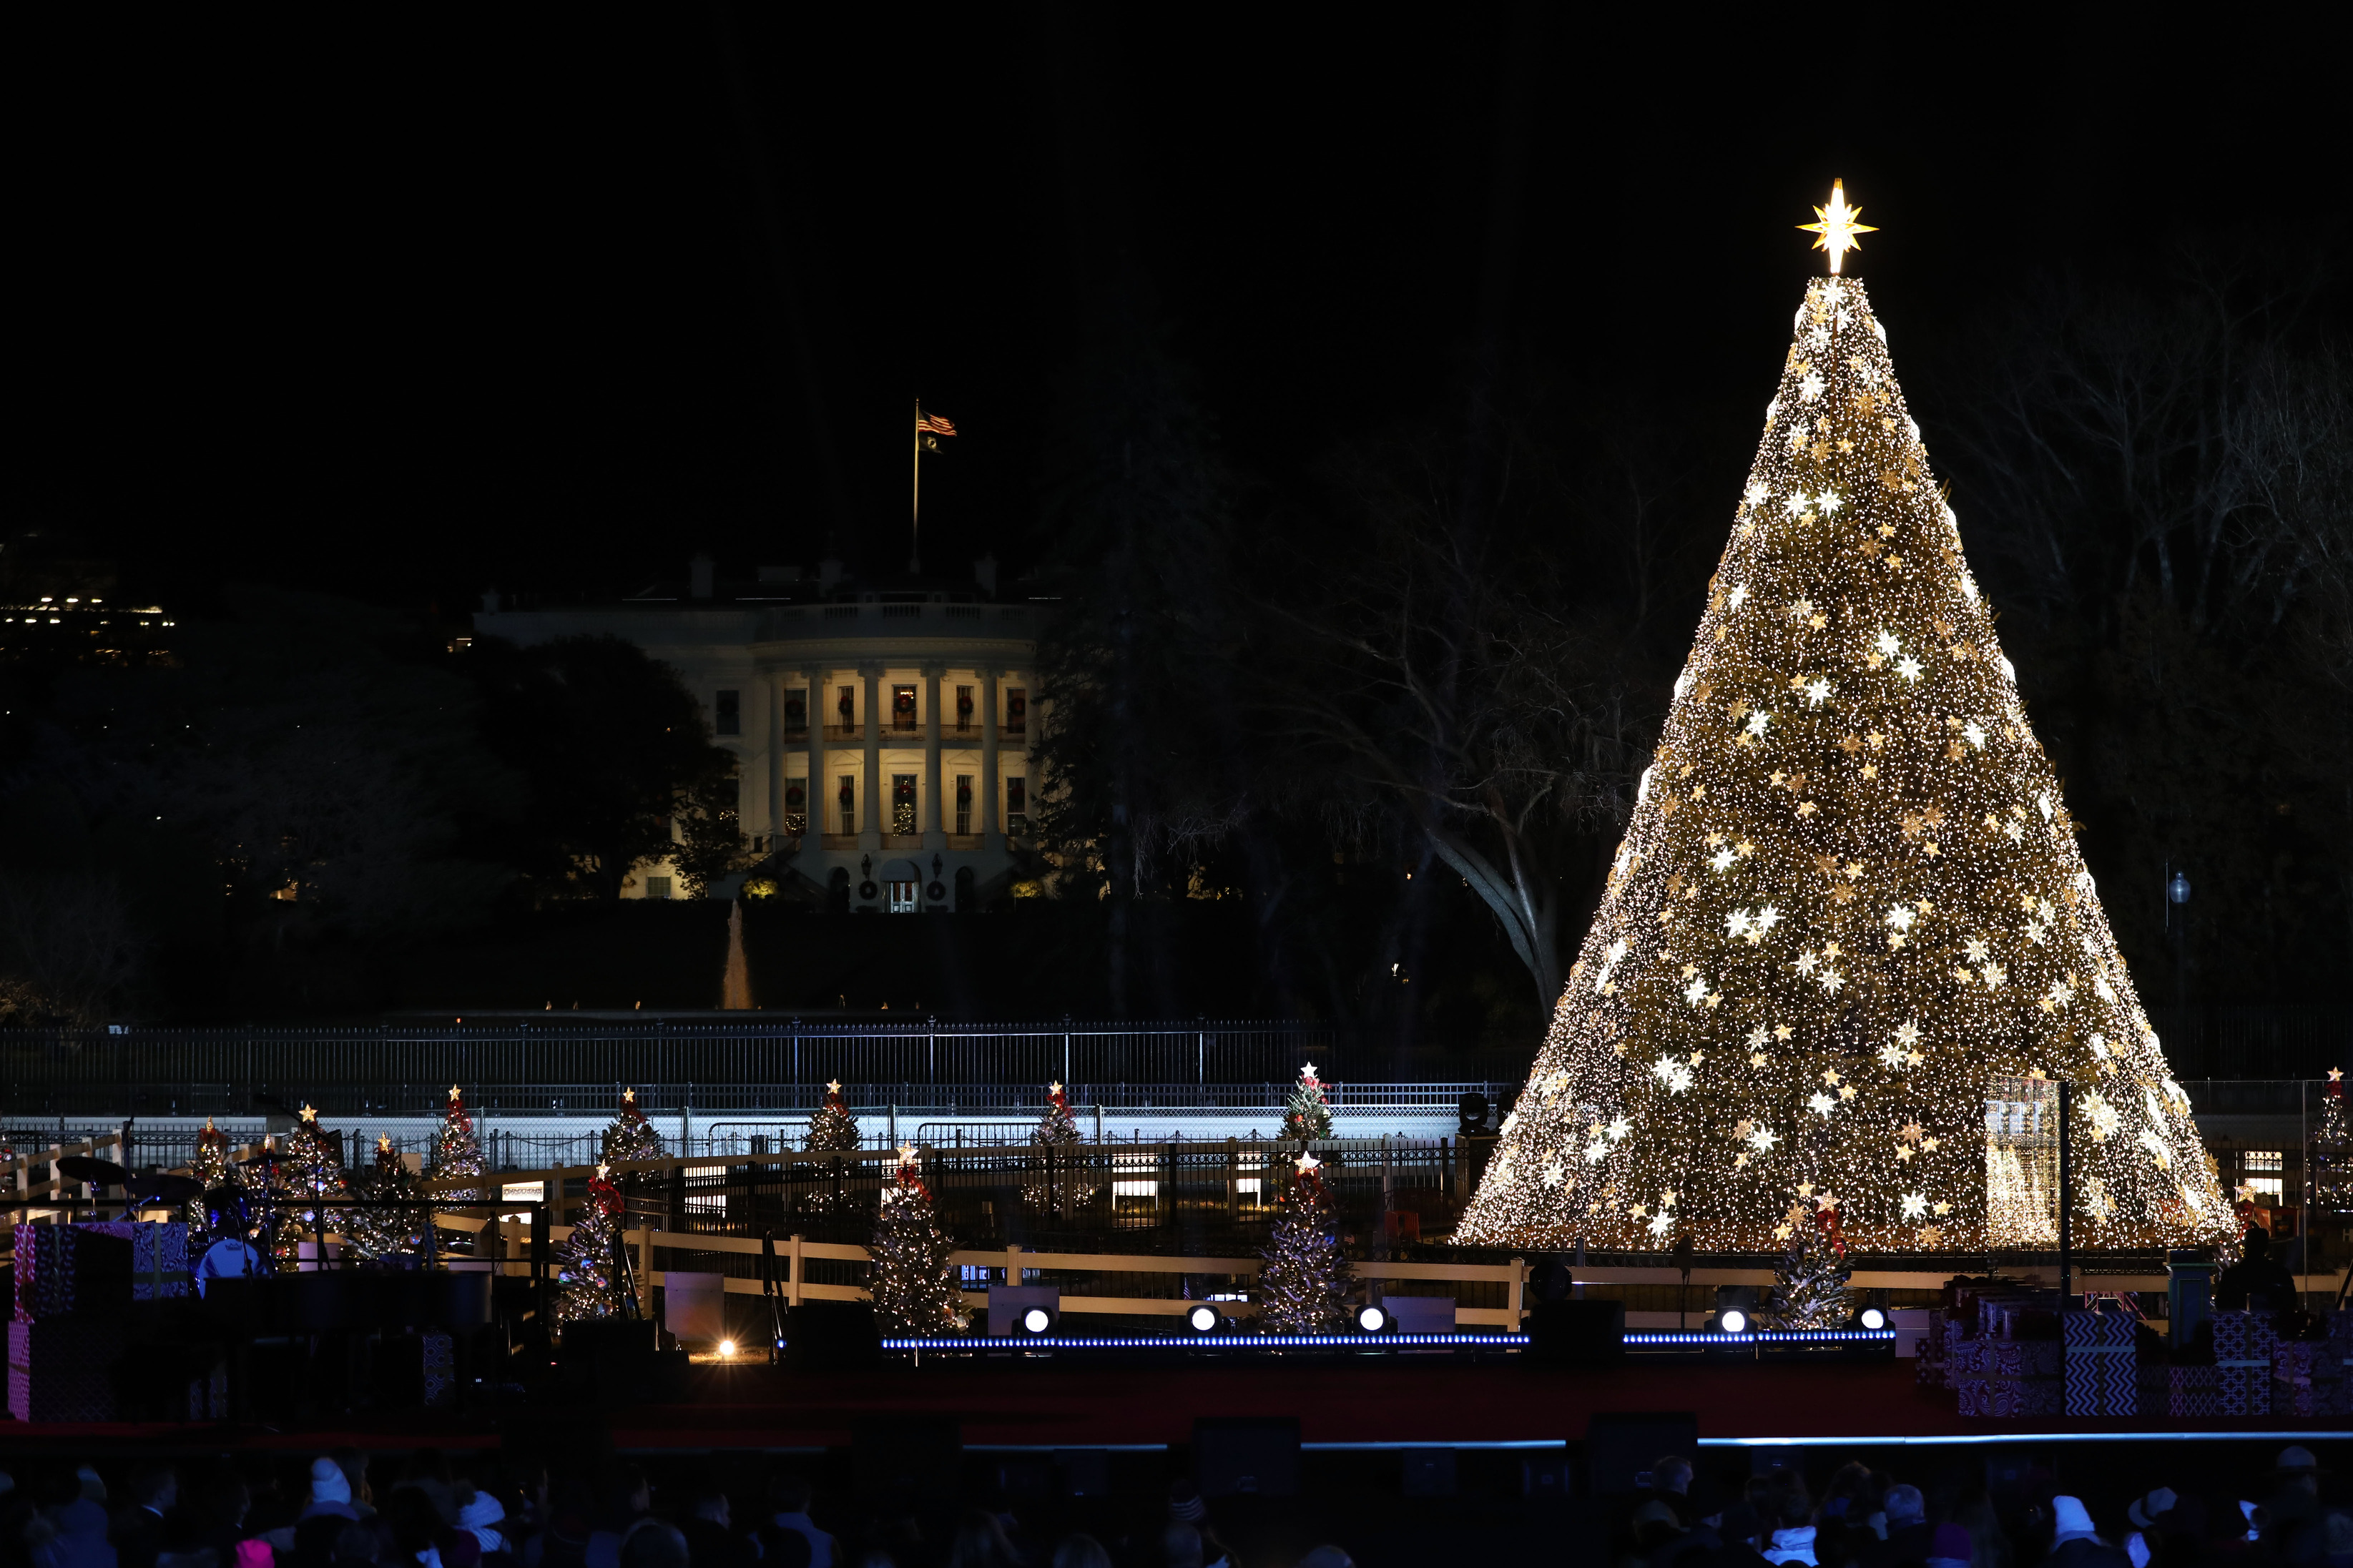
[2244,1150,2283,1173]
[645,877,673,900]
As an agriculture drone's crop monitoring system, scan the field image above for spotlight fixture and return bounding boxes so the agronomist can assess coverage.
[1856,1306,1887,1331]
[1187,1304,1222,1333]
[1021,1306,1055,1336]
[1355,1304,1394,1334]
[1717,1308,1749,1335]
[717,1338,737,1359]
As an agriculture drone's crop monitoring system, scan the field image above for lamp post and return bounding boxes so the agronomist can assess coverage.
[2163,864,2191,1064]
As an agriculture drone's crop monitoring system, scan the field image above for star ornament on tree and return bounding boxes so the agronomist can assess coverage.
[1797,179,1878,275]
[826,1078,843,1095]
[1294,1150,1323,1175]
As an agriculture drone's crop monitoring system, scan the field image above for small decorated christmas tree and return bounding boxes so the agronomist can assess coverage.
[270,1105,353,1263]
[551,1165,628,1330]
[430,1085,486,1203]
[347,1137,429,1261]
[868,1145,965,1336]
[1257,1152,1354,1333]
[601,1088,665,1191]
[1281,1062,1334,1142]
[805,1079,863,1153]
[2311,1069,2353,1218]
[1033,1080,1083,1145]
[1766,1192,1853,1329]
[1023,1080,1094,1216]
[187,1118,235,1237]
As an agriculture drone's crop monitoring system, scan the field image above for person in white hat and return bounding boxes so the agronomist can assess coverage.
[2046,1496,2129,1568]
[2123,1489,2177,1568]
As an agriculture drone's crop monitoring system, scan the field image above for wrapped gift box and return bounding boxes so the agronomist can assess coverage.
[76,1221,191,1303]
[1949,1338,1989,1415]
[6,1317,122,1422]
[2273,1339,2342,1418]
[2211,1311,2276,1416]
[2064,1310,2138,1416]
[11,1225,132,1322]
[1979,1337,2060,1416]
[2169,1364,2221,1419]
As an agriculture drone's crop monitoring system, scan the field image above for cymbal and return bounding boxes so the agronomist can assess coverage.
[130,1173,207,1207]
[57,1155,131,1186]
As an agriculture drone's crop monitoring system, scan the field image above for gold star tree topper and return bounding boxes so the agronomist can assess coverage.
[1798,179,1877,275]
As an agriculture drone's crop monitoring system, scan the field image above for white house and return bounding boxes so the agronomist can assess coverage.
[472,554,1041,912]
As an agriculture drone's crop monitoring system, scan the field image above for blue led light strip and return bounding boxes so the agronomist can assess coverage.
[875,1332,1531,1350]
[1624,1328,1897,1346]
[859,1327,1896,1351]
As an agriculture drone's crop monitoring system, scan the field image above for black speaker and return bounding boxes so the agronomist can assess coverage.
[787,1301,881,1370]
[1194,1416,1299,1497]
[1586,1412,1698,1494]
[1055,1449,1111,1498]
[1401,1449,1456,1496]
[1526,1298,1623,1364]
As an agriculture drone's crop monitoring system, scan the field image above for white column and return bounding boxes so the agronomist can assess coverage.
[802,664,823,854]
[765,676,785,852]
[981,667,1003,852]
[922,663,945,849]
[860,661,883,851]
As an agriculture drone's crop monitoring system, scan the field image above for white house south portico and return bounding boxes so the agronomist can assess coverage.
[472,555,1041,910]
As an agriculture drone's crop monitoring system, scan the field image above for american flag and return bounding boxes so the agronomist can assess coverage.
[916,411,957,437]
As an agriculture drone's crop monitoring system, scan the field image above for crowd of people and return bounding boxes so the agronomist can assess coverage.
[1623,1446,2349,1568]
[0,1454,1346,1568]
[1,1444,2344,1568]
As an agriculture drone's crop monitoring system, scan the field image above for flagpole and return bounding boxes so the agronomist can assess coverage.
[910,399,923,574]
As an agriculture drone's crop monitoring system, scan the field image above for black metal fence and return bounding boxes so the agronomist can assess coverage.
[0,1019,1499,1117]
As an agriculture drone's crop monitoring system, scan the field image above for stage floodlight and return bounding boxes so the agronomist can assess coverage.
[717,1338,737,1359]
[1857,1306,1887,1331]
[1021,1306,1055,1336]
[1187,1304,1221,1333]
[1717,1308,1748,1335]
[1356,1304,1393,1334]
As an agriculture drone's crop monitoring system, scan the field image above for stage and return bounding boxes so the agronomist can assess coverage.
[4,1356,2347,1454]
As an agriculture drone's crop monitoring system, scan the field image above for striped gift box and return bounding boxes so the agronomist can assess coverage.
[2064,1309,2137,1416]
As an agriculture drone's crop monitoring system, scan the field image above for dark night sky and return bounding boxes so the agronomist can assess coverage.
[16,9,2347,616]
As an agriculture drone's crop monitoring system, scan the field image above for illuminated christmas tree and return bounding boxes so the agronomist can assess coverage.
[601,1087,665,1191]
[1257,1152,1353,1333]
[1023,1080,1094,1215]
[270,1105,353,1263]
[1766,1192,1853,1328]
[429,1085,486,1202]
[868,1146,964,1336]
[187,1118,235,1238]
[1458,183,2229,1255]
[2312,1070,2353,1218]
[1281,1062,1334,1142]
[551,1165,628,1330]
[347,1137,429,1261]
[804,1079,862,1153]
